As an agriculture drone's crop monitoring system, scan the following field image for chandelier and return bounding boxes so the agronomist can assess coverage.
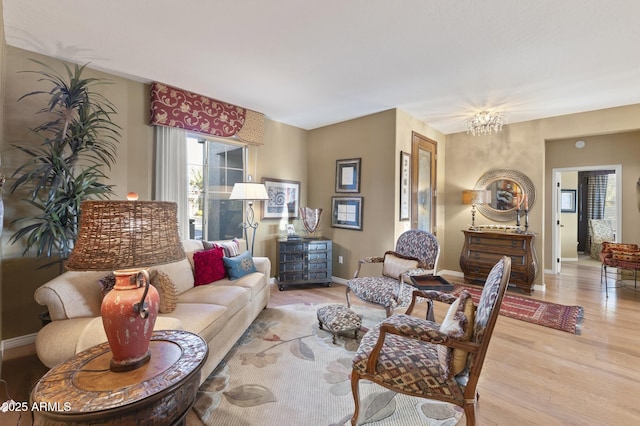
[465,111,505,136]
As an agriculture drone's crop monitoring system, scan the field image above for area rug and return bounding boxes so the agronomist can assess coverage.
[451,284,584,335]
[193,303,464,426]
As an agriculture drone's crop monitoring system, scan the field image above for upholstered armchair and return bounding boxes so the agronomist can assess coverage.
[589,219,615,259]
[345,230,440,317]
[349,256,511,426]
[600,241,640,297]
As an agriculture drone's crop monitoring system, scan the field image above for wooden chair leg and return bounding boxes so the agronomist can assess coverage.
[346,286,352,308]
[385,305,393,317]
[350,370,361,426]
[464,401,476,426]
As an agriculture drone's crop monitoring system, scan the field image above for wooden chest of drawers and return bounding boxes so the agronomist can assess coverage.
[276,237,332,290]
[460,230,538,294]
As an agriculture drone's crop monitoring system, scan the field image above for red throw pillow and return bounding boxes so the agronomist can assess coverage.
[193,247,226,286]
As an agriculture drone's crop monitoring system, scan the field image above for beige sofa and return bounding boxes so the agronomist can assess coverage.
[33,239,271,384]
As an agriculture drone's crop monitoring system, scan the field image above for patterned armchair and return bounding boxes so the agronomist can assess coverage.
[600,241,640,297]
[345,230,440,317]
[349,256,511,426]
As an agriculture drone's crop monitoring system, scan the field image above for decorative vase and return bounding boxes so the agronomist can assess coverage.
[299,207,323,236]
[101,268,159,372]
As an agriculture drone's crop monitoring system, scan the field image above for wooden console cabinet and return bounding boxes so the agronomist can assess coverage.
[460,230,538,294]
[276,237,332,290]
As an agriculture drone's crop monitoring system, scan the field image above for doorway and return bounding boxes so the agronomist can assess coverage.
[552,165,621,274]
[411,132,437,234]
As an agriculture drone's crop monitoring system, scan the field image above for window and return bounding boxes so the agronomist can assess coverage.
[603,173,616,221]
[187,135,245,240]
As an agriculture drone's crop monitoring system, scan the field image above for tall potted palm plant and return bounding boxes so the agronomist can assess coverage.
[9,60,120,267]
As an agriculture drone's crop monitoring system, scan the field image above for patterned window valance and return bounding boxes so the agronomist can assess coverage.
[150,82,264,145]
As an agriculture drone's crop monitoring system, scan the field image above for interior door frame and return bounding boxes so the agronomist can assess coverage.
[551,164,621,274]
[411,132,437,234]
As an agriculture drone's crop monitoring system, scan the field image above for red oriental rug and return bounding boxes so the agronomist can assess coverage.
[451,284,584,335]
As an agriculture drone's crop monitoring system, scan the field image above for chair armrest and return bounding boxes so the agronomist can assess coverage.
[404,289,459,317]
[365,313,479,374]
[352,256,384,278]
[361,256,384,263]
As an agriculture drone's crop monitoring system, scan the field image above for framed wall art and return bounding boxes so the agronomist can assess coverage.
[561,189,577,213]
[335,158,361,193]
[400,151,411,221]
[331,196,363,230]
[261,178,301,219]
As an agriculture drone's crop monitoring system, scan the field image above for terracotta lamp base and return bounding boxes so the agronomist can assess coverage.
[101,268,159,372]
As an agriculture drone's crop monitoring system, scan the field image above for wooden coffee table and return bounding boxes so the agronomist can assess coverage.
[30,330,208,426]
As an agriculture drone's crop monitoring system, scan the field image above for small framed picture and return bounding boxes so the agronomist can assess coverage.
[399,151,411,221]
[285,224,296,236]
[262,178,301,219]
[561,189,577,213]
[335,158,361,193]
[331,196,363,230]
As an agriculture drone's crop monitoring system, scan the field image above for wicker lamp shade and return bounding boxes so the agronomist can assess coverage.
[66,200,185,271]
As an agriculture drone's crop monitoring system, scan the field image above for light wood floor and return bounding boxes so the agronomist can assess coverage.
[269,263,640,426]
[4,263,640,425]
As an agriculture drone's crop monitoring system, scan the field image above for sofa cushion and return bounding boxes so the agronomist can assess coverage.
[177,285,251,318]
[223,251,257,280]
[154,258,195,295]
[159,303,228,343]
[213,273,266,300]
[75,316,184,354]
[193,246,226,285]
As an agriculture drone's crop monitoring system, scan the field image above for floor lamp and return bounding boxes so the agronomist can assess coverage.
[229,182,269,255]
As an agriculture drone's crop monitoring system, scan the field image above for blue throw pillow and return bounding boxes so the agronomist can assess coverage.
[223,250,257,280]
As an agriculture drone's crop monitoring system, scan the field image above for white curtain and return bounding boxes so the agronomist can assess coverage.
[154,126,190,240]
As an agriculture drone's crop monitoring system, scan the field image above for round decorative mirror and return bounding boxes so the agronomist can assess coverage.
[474,169,535,222]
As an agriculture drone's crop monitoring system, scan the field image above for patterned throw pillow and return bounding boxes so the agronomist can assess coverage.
[150,270,178,313]
[223,250,257,280]
[193,246,226,285]
[203,239,241,257]
[437,290,475,379]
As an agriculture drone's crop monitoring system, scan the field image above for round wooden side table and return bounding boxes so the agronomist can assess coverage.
[31,330,208,426]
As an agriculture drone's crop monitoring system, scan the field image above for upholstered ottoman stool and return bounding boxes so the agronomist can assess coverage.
[317,304,362,344]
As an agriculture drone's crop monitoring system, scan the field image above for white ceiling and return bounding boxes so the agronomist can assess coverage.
[4,0,640,134]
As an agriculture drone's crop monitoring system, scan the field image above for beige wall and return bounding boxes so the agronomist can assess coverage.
[546,131,640,266]
[444,123,544,281]
[251,120,308,263]
[306,109,446,279]
[445,107,640,284]
[395,109,447,245]
[0,47,312,339]
[1,47,155,338]
[2,41,640,339]
[307,110,397,279]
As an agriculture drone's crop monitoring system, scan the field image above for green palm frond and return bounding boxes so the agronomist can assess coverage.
[10,60,120,262]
